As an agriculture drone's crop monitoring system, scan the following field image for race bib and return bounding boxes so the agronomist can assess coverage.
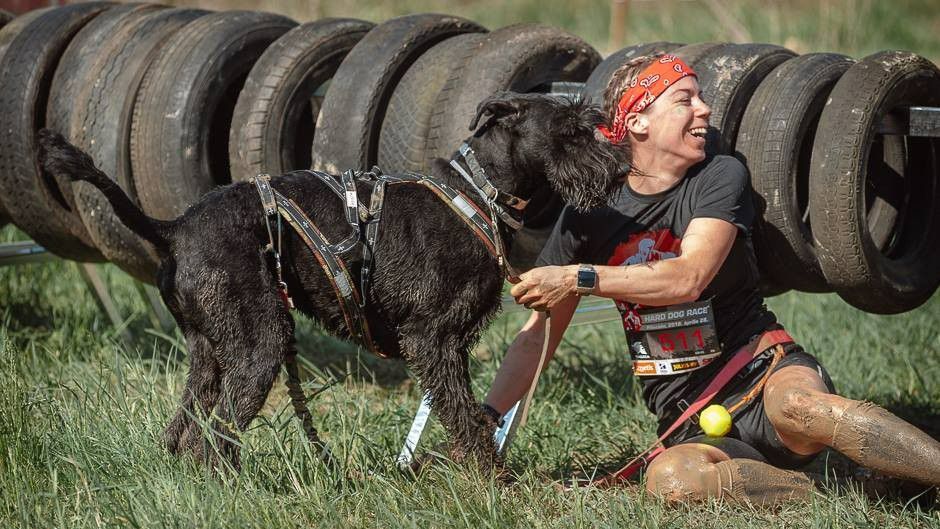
[625,299,721,376]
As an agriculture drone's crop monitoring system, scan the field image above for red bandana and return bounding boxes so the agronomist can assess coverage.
[597,54,697,144]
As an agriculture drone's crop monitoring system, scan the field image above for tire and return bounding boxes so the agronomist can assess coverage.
[690,43,796,156]
[131,11,296,220]
[0,7,52,229]
[582,41,684,106]
[377,32,487,174]
[0,3,110,261]
[737,53,854,293]
[672,42,725,67]
[425,23,601,164]
[311,14,485,174]
[47,3,164,210]
[68,8,209,284]
[809,50,940,314]
[229,18,374,181]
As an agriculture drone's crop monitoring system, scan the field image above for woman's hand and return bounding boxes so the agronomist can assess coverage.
[510,265,578,311]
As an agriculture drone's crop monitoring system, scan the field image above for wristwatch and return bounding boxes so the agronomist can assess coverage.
[576,264,597,295]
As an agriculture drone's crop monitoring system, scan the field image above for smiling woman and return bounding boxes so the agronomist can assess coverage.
[483,53,940,505]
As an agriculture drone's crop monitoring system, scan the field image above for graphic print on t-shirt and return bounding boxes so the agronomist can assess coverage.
[606,228,681,330]
[606,229,721,376]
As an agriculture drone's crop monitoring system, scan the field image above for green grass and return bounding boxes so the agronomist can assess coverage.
[2,224,939,528]
[169,0,940,62]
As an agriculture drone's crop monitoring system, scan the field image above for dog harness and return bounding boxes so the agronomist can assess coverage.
[250,144,524,357]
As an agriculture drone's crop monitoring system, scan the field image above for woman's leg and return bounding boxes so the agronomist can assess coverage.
[645,442,816,506]
[764,365,940,486]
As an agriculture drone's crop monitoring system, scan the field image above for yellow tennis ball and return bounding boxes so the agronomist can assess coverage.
[699,404,732,437]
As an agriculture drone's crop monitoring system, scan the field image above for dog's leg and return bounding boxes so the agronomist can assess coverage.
[164,331,221,456]
[207,307,294,471]
[405,334,500,471]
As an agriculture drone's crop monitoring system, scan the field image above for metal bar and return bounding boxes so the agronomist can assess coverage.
[74,262,133,345]
[133,281,176,333]
[2,241,176,338]
[909,106,940,137]
[537,81,586,99]
[501,295,620,325]
[877,106,940,137]
[0,241,56,266]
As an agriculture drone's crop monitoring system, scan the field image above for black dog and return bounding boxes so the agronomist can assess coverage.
[38,92,623,472]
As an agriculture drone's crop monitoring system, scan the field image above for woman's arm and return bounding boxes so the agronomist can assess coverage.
[512,217,738,310]
[484,295,579,414]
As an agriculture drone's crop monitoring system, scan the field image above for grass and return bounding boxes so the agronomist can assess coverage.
[1,222,939,528]
[166,0,940,62]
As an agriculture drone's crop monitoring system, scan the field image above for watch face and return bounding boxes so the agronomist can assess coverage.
[577,267,596,289]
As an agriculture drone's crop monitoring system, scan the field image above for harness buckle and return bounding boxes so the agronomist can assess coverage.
[278,280,294,310]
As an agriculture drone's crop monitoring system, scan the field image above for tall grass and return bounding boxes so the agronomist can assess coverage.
[2,222,939,527]
[167,0,940,61]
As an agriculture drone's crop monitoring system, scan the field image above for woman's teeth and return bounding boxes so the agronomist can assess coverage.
[689,127,707,137]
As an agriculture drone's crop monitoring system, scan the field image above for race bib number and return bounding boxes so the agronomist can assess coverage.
[626,299,721,376]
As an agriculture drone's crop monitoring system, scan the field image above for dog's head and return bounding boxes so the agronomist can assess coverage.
[467,92,625,212]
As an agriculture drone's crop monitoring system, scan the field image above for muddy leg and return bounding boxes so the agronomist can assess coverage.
[765,365,940,487]
[645,443,815,506]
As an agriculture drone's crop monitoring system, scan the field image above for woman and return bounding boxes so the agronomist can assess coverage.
[482,54,940,505]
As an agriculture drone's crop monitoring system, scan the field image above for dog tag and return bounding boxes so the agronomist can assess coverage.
[345,190,358,208]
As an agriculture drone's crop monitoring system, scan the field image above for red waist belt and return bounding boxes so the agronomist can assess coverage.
[592,328,794,488]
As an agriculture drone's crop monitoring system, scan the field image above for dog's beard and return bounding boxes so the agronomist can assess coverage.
[549,142,624,212]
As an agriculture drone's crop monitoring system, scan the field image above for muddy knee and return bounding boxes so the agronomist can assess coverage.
[766,387,828,437]
[645,449,719,503]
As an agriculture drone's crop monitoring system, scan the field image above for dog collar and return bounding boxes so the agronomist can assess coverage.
[450,143,525,230]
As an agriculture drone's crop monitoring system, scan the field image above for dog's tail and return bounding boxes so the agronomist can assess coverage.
[37,128,171,254]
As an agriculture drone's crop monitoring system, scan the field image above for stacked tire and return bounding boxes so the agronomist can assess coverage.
[0,4,936,314]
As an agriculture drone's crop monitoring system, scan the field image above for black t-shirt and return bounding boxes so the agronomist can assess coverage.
[536,155,776,438]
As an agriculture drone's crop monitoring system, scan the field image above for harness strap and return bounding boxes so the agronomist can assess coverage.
[297,169,361,254]
[360,178,387,308]
[415,176,501,256]
[590,328,795,488]
[251,174,293,308]
[274,191,383,357]
[252,162,524,358]
[253,174,277,216]
[445,149,522,282]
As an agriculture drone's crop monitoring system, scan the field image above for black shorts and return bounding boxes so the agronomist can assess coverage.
[673,344,837,469]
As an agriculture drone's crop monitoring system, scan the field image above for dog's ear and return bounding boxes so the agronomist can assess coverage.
[469,92,527,131]
[546,100,626,211]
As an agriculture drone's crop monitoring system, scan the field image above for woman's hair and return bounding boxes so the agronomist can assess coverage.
[600,53,664,175]
[601,53,664,130]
